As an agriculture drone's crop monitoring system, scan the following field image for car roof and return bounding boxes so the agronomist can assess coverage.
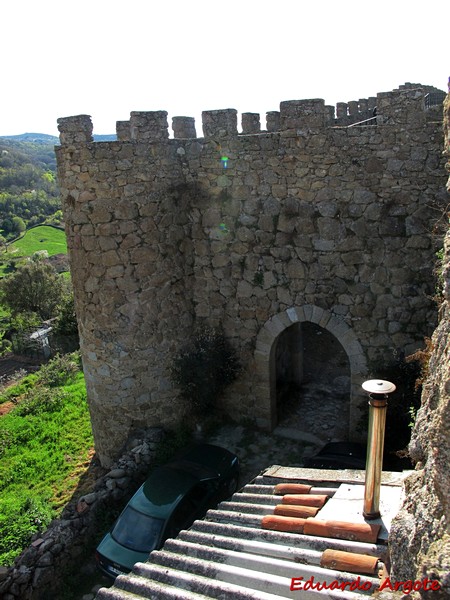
[173,443,236,476]
[130,467,213,519]
[129,444,237,519]
[128,467,195,517]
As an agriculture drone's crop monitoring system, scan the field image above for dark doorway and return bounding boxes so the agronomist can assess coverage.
[275,322,351,440]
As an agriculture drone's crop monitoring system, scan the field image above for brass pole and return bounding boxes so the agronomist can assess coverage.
[362,380,396,520]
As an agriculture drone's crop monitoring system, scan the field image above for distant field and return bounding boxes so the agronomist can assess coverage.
[6,226,67,257]
[0,226,67,276]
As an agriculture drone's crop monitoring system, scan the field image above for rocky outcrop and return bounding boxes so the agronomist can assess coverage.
[389,92,450,597]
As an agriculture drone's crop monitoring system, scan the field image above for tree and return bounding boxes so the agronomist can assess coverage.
[0,260,64,320]
[1,218,13,234]
[53,285,79,337]
[11,216,26,235]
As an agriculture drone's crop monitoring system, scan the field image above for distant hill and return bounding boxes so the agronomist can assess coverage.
[0,132,117,143]
[0,138,61,237]
[92,134,117,141]
[0,133,59,144]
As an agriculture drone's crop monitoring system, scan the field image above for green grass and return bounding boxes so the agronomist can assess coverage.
[5,225,67,258]
[0,356,93,566]
[0,226,67,276]
[0,372,39,405]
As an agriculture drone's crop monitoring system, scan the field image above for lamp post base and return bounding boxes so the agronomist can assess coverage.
[363,509,381,520]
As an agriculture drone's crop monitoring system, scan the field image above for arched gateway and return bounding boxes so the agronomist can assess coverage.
[254,305,368,437]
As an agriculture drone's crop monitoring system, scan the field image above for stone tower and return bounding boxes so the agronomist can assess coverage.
[56,84,447,466]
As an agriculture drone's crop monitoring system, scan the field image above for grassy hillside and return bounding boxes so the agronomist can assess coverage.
[7,225,67,258]
[0,354,92,566]
[0,225,68,277]
[0,133,59,144]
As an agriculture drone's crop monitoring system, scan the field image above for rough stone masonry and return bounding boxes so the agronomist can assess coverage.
[388,87,450,598]
[56,83,447,467]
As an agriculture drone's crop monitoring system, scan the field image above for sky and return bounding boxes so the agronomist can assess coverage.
[1,0,448,137]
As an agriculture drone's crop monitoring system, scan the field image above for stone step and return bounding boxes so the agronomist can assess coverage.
[190,519,388,560]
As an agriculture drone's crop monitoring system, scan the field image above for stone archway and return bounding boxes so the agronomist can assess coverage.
[254,305,367,438]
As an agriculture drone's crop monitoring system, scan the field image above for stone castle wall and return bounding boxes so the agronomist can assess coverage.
[56,83,447,466]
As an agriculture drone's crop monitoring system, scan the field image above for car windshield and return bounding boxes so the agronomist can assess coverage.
[111,506,164,553]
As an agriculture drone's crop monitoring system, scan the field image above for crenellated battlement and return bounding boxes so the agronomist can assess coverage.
[56,82,448,466]
[57,83,445,145]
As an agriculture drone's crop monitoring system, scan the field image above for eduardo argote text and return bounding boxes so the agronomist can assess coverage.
[290,575,442,594]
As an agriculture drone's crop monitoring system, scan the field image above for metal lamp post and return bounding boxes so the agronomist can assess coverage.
[362,379,396,520]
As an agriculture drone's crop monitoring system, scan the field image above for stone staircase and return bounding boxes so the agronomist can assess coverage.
[95,466,405,599]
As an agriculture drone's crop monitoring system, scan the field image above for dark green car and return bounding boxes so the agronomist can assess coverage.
[96,443,239,578]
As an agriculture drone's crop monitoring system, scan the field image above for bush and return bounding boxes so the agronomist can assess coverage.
[35,351,81,388]
[0,494,53,566]
[12,387,68,417]
[9,311,41,334]
[171,328,240,416]
[0,260,64,320]
[0,338,12,357]
[53,289,79,337]
[0,427,13,458]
